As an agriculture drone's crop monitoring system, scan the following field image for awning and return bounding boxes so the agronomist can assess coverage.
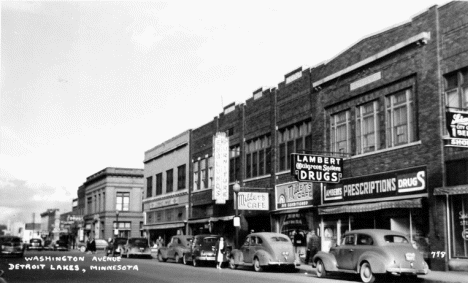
[210,215,234,222]
[146,222,185,229]
[188,218,210,224]
[271,209,300,215]
[318,198,422,215]
[434,185,468,195]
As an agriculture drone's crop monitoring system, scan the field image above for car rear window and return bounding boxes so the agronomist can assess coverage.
[384,235,409,244]
[270,236,289,242]
[203,237,217,244]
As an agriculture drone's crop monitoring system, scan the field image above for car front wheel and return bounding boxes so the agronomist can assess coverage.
[183,254,189,265]
[229,257,238,269]
[158,252,166,262]
[253,257,263,272]
[175,253,181,263]
[316,259,327,278]
[360,262,376,283]
[192,258,199,267]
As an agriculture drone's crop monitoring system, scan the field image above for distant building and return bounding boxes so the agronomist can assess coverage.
[40,209,59,239]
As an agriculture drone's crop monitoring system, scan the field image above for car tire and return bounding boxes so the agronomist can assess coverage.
[126,252,131,258]
[79,246,86,253]
[183,254,189,265]
[175,253,181,263]
[229,257,238,269]
[316,259,327,278]
[158,252,167,262]
[253,257,263,272]
[360,262,376,283]
[192,258,198,267]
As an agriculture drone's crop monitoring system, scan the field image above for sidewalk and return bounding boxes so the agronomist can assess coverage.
[296,264,468,283]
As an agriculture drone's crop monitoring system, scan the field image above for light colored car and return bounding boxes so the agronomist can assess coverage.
[182,234,227,267]
[312,229,430,283]
[0,236,25,257]
[158,235,192,263]
[229,232,299,272]
[122,238,151,259]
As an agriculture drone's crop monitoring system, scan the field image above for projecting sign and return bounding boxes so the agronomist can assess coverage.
[446,110,468,139]
[237,192,269,210]
[212,132,229,204]
[291,153,343,183]
[275,181,313,210]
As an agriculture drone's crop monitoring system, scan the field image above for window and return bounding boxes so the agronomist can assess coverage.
[445,69,468,110]
[229,145,240,182]
[193,161,199,191]
[357,234,374,245]
[87,197,92,214]
[451,195,468,257]
[113,221,131,238]
[342,235,355,245]
[208,157,213,189]
[146,176,153,198]
[331,110,351,154]
[356,101,380,154]
[386,89,415,147]
[200,159,207,189]
[166,169,173,193]
[278,121,312,171]
[177,164,186,190]
[245,135,271,178]
[116,192,129,211]
[156,173,162,195]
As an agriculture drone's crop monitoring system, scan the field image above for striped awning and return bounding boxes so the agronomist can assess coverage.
[434,185,468,195]
[318,198,422,215]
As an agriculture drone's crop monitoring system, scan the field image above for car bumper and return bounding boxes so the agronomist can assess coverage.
[1,250,23,255]
[268,261,299,266]
[387,267,429,275]
[195,255,216,261]
[28,247,43,250]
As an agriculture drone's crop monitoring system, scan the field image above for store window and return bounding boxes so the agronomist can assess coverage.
[330,110,351,154]
[445,68,468,110]
[356,100,380,154]
[113,221,131,238]
[451,195,468,258]
[116,192,129,211]
[386,89,415,147]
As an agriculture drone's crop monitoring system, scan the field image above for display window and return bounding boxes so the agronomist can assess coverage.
[451,195,468,258]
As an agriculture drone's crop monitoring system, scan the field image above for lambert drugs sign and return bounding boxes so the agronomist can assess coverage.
[323,166,427,204]
[291,153,343,183]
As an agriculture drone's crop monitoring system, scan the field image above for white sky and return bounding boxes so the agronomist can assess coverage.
[0,0,451,225]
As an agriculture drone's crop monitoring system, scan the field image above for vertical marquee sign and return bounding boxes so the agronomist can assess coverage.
[213,132,229,204]
[445,110,468,147]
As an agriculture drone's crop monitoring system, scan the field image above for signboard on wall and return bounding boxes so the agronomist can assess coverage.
[323,166,427,204]
[212,132,229,204]
[275,182,313,210]
[238,192,269,210]
[446,110,468,139]
[290,153,343,183]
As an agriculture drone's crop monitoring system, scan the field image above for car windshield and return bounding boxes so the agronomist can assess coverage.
[270,236,289,242]
[129,238,148,245]
[384,235,409,244]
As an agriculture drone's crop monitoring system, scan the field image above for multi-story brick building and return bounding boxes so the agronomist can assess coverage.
[146,1,468,271]
[78,167,144,245]
[143,130,191,245]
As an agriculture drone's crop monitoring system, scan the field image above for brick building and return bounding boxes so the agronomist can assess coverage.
[78,167,144,245]
[143,130,191,246]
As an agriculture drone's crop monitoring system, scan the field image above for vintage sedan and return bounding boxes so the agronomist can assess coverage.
[122,238,151,258]
[54,240,68,251]
[158,235,192,263]
[0,236,25,257]
[182,234,228,267]
[105,237,128,257]
[27,238,43,251]
[229,232,299,272]
[312,229,430,283]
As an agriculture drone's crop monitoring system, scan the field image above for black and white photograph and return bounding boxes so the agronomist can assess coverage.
[1,1,468,282]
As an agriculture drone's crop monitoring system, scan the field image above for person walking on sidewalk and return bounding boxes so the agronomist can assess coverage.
[305,230,320,264]
[215,237,225,269]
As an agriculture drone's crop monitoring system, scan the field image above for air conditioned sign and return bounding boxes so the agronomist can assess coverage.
[275,181,313,210]
[323,166,427,204]
[291,153,343,183]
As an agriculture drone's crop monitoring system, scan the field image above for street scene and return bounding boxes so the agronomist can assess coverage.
[2,1,468,283]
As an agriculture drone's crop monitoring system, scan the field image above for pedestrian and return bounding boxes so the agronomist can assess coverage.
[85,238,91,253]
[305,230,320,264]
[215,236,225,269]
[89,237,96,254]
[293,229,304,256]
[156,236,164,248]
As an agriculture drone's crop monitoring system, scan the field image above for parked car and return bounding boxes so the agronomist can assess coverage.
[122,238,151,258]
[105,237,128,257]
[229,232,299,272]
[0,236,25,257]
[77,239,109,252]
[157,235,192,263]
[183,234,229,267]
[312,229,430,283]
[54,240,68,251]
[27,238,43,251]
[43,240,54,251]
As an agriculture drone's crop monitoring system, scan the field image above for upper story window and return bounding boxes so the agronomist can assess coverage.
[116,192,129,211]
[193,160,199,191]
[278,121,312,171]
[200,158,207,189]
[356,101,380,154]
[208,157,214,189]
[330,110,351,154]
[177,164,186,190]
[156,173,163,195]
[146,176,153,198]
[446,69,468,110]
[229,145,241,182]
[166,169,173,193]
[386,89,415,147]
[245,135,271,178]
[87,197,92,214]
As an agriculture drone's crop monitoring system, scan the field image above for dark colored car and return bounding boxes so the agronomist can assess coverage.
[122,238,151,258]
[54,240,68,251]
[157,235,192,263]
[229,232,299,272]
[0,236,25,257]
[184,234,229,267]
[43,240,54,251]
[106,237,128,257]
[312,229,429,283]
[28,238,43,251]
[77,239,109,252]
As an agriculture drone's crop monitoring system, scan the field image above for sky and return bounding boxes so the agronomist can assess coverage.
[0,0,452,226]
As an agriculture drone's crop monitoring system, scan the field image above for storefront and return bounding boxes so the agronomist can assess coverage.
[318,166,430,259]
